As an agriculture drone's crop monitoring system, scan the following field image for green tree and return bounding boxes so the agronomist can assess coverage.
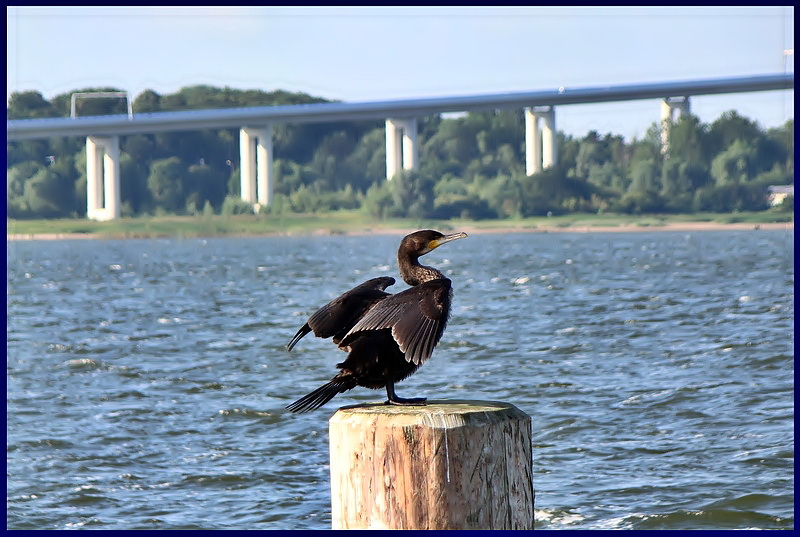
[202,200,215,218]
[707,110,762,156]
[586,162,624,190]
[478,173,523,218]
[518,167,595,216]
[342,128,388,191]
[362,180,393,219]
[7,140,50,167]
[667,114,709,164]
[119,153,151,214]
[693,182,769,212]
[660,157,711,211]
[323,184,360,211]
[614,190,666,214]
[7,91,58,119]
[185,163,227,209]
[309,130,357,189]
[133,90,162,113]
[7,161,42,217]
[221,195,255,215]
[768,119,793,172]
[390,170,437,218]
[628,158,660,194]
[423,117,478,171]
[289,183,324,213]
[710,139,757,186]
[432,173,495,219]
[147,157,185,211]
[22,166,76,217]
[660,158,690,212]
[629,132,661,165]
[122,134,155,162]
[558,133,581,170]
[575,131,608,178]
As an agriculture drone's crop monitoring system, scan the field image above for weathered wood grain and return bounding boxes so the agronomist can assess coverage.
[329,400,534,529]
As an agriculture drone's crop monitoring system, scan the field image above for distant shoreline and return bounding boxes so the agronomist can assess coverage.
[6,221,793,241]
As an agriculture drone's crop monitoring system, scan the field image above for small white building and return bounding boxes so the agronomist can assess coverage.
[767,185,794,206]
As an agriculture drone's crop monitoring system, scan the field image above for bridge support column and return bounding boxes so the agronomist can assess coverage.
[254,126,273,208]
[660,97,691,155]
[524,108,542,176]
[542,107,557,169]
[240,128,256,204]
[524,106,556,175]
[240,125,273,211]
[386,119,402,181]
[401,118,418,171]
[86,137,103,219]
[85,136,120,221]
[385,118,418,180]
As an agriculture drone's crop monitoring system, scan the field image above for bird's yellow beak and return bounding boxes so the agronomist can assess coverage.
[428,231,468,251]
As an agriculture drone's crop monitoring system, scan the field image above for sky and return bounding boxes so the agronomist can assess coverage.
[6,6,795,141]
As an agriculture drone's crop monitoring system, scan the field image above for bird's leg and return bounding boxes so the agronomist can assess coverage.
[385,381,427,406]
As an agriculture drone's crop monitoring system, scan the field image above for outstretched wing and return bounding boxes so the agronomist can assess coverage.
[286,276,395,351]
[339,278,452,366]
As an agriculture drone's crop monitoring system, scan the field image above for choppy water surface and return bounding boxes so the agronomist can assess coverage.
[7,230,794,530]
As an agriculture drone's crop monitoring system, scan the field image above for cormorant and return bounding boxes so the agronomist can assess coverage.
[285,230,468,413]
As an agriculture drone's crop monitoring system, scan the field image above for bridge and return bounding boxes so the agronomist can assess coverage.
[6,73,794,221]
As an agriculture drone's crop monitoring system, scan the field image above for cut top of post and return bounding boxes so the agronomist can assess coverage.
[329,399,529,429]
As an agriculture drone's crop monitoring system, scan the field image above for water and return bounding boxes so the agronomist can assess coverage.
[6,230,794,530]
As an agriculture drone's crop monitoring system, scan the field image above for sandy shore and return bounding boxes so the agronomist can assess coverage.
[5,221,793,241]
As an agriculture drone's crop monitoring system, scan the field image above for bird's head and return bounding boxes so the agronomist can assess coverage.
[400,229,468,258]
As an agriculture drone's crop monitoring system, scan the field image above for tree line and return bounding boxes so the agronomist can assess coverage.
[7,85,794,219]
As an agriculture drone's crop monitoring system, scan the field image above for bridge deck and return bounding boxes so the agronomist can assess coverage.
[6,73,793,141]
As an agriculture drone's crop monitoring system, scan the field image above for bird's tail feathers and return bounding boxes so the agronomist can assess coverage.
[285,375,356,413]
[286,324,312,352]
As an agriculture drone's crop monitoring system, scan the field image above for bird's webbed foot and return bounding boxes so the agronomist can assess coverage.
[385,381,427,406]
[385,396,427,406]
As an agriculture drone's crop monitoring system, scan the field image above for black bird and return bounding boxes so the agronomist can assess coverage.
[285,229,468,413]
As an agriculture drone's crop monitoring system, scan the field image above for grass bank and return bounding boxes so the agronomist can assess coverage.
[6,210,793,240]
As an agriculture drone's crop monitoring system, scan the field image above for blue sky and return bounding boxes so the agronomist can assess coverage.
[6,6,794,140]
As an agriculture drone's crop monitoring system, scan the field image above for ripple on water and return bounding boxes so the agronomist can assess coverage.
[623,505,793,530]
[6,232,794,530]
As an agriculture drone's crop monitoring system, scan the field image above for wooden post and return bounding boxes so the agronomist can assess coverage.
[328,400,533,530]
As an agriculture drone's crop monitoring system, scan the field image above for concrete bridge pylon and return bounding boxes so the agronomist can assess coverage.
[385,118,418,180]
[524,106,557,175]
[660,96,691,155]
[85,135,121,221]
[239,125,273,211]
